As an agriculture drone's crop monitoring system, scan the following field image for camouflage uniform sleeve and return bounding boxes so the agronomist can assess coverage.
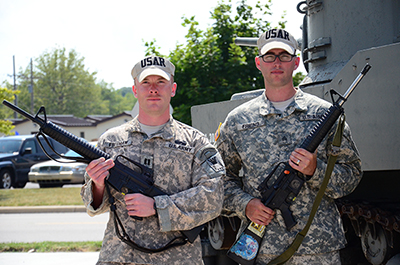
[216,121,254,221]
[80,172,110,217]
[307,121,362,199]
[154,143,224,232]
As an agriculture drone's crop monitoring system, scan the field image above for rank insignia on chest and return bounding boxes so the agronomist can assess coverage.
[141,155,153,169]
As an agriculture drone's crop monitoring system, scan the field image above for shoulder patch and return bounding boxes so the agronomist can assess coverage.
[206,153,225,173]
[214,122,222,142]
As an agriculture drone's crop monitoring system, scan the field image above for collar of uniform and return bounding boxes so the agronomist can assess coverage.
[291,88,308,112]
[259,92,277,116]
[155,116,175,140]
[259,88,308,116]
[130,115,175,140]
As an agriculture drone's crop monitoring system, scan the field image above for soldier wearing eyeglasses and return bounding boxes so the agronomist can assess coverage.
[215,29,362,264]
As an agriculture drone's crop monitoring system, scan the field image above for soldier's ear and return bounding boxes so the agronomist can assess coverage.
[171,83,177,97]
[294,56,300,70]
[255,56,262,70]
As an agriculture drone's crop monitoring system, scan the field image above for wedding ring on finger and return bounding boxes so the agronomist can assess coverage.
[295,159,300,165]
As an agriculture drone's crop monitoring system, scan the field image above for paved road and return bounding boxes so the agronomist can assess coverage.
[23,182,82,189]
[0,252,100,265]
[0,212,108,243]
[0,206,107,265]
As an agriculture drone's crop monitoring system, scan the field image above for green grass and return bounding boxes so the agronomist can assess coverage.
[0,241,102,252]
[0,187,102,252]
[0,187,84,206]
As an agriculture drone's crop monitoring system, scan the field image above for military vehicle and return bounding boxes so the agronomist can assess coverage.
[192,1,400,264]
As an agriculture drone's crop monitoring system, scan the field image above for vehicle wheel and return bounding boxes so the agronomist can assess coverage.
[208,217,225,250]
[208,216,240,250]
[13,181,27,189]
[0,169,13,189]
[361,223,393,265]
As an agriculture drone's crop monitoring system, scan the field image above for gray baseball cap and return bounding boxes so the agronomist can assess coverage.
[257,29,299,55]
[131,56,175,82]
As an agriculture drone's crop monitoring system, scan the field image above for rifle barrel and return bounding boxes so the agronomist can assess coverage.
[338,64,371,107]
[2,100,43,125]
[234,37,258,47]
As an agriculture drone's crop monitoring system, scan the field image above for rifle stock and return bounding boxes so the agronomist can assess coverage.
[2,100,202,244]
[227,64,371,264]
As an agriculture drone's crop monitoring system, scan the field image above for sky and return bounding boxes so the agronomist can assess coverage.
[0,0,305,90]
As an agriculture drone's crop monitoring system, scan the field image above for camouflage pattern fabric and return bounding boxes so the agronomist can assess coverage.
[255,250,341,265]
[81,116,224,265]
[216,89,362,259]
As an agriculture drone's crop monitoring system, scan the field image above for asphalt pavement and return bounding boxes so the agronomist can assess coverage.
[0,252,100,265]
[0,202,101,265]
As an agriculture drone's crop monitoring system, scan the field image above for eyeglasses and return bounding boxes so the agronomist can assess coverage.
[259,53,296,63]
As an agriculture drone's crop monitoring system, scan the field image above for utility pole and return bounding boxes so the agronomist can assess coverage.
[29,58,34,114]
[13,55,18,119]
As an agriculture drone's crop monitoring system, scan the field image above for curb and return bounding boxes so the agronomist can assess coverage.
[0,205,87,214]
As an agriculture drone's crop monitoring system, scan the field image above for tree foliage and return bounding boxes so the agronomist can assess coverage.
[5,48,136,119]
[35,48,107,116]
[168,0,282,124]
[0,86,18,135]
[145,0,304,125]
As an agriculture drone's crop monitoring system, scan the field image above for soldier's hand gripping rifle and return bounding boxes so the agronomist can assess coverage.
[2,100,203,248]
[227,63,371,265]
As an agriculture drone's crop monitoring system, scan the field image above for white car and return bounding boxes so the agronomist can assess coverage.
[28,141,96,188]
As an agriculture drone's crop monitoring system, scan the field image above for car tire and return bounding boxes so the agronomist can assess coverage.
[0,169,13,189]
[13,181,27,189]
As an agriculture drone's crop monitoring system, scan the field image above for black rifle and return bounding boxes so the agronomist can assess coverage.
[2,100,203,246]
[227,64,371,265]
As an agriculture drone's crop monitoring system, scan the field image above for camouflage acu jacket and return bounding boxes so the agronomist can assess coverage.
[81,116,224,265]
[216,89,362,256]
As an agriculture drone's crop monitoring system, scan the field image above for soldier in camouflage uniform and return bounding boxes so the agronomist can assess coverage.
[81,56,224,265]
[215,29,362,264]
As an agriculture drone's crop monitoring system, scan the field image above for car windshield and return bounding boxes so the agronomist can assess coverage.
[0,139,23,153]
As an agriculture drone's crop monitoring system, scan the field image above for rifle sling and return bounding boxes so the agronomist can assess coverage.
[104,181,188,253]
[267,114,346,265]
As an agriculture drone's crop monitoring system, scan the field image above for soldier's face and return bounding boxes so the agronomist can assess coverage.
[255,48,299,89]
[132,75,176,119]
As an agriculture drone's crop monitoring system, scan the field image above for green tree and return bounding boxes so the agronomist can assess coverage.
[13,48,109,117]
[10,48,136,118]
[293,72,306,87]
[0,86,18,135]
[167,0,277,124]
[100,83,136,116]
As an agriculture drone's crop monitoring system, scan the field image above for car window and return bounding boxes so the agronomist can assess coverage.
[50,139,69,154]
[65,149,82,157]
[22,139,38,153]
[35,137,69,155]
[0,139,22,153]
